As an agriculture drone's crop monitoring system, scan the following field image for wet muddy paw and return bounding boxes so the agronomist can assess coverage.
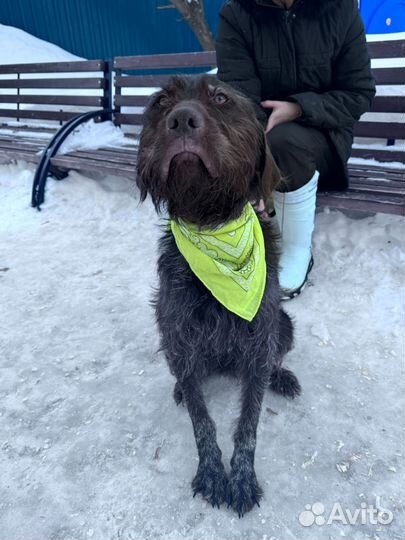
[192,460,228,508]
[226,468,263,517]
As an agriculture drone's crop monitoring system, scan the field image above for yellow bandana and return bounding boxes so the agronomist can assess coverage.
[170,203,266,321]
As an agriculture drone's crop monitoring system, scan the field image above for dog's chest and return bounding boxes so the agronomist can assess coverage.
[154,232,279,380]
[155,234,262,367]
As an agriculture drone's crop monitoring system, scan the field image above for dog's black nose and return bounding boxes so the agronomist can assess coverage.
[166,106,204,135]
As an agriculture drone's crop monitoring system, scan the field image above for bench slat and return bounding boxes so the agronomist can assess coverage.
[353,122,405,139]
[0,60,106,75]
[51,155,136,177]
[349,158,404,169]
[0,95,105,107]
[317,191,404,216]
[0,122,57,134]
[350,180,405,194]
[0,139,46,151]
[371,96,405,113]
[114,113,143,125]
[0,78,106,89]
[97,144,140,157]
[348,162,405,174]
[348,163,404,176]
[114,52,216,71]
[0,108,83,122]
[348,170,404,184]
[115,75,170,88]
[372,67,405,85]
[350,148,405,163]
[115,95,150,107]
[0,148,41,163]
[367,40,405,58]
[319,188,403,204]
[71,149,138,165]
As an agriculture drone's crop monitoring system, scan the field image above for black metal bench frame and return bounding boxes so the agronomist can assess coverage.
[0,59,112,207]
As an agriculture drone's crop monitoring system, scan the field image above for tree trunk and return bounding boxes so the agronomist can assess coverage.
[170,0,215,51]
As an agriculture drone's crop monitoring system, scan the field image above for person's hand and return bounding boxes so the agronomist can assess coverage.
[261,100,302,133]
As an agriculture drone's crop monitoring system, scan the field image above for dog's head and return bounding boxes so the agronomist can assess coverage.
[136,74,280,227]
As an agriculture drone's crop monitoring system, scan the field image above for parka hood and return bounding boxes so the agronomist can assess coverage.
[233,0,341,18]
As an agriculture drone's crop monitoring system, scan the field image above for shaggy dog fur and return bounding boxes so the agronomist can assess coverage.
[136,75,301,517]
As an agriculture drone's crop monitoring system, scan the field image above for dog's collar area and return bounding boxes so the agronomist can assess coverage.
[170,203,267,321]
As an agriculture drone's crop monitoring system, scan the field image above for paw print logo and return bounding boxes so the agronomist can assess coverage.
[298,502,325,527]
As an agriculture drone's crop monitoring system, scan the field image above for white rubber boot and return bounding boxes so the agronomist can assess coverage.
[273,171,319,299]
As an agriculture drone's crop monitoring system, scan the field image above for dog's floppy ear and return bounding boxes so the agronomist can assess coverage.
[136,162,148,203]
[136,140,157,205]
[255,130,281,203]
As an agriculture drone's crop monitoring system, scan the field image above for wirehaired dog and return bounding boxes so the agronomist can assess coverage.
[136,75,301,517]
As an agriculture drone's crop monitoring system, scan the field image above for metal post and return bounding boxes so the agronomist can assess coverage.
[114,63,122,128]
[17,72,20,123]
[104,60,113,121]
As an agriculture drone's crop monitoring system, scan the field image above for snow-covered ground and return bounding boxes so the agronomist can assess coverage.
[0,162,404,540]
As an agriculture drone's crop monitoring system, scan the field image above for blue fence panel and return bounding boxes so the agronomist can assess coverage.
[360,0,405,34]
[0,0,225,59]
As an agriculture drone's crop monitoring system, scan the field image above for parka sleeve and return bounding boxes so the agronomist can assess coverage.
[215,3,267,124]
[289,2,376,129]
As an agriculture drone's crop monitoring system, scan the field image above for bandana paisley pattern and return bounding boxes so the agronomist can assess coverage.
[170,203,266,321]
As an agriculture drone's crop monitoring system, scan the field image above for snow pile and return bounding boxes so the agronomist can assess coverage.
[0,163,404,540]
[0,23,82,66]
[59,120,136,154]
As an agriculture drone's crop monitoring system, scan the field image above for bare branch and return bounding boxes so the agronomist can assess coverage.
[168,0,215,51]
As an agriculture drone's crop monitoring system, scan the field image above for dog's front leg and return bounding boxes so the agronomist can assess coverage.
[228,366,270,517]
[180,375,228,508]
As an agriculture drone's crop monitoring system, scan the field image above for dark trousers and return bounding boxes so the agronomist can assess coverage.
[266,121,343,192]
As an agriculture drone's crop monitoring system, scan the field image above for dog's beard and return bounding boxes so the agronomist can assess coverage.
[165,157,247,227]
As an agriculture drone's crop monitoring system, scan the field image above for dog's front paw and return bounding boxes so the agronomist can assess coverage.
[227,467,263,517]
[192,459,228,508]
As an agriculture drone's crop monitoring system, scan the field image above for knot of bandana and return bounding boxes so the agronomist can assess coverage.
[170,203,266,321]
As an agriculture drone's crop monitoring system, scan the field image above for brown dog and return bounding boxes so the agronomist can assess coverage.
[136,75,301,516]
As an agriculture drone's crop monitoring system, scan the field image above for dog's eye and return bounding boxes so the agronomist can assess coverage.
[214,93,228,105]
[157,95,169,107]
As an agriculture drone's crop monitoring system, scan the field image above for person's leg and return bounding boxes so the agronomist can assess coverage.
[266,121,339,192]
[265,122,339,298]
[272,171,318,298]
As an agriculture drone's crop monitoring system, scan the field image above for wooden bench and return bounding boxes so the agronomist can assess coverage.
[0,59,112,200]
[54,45,405,216]
[0,45,404,215]
[317,39,405,216]
[0,59,110,159]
